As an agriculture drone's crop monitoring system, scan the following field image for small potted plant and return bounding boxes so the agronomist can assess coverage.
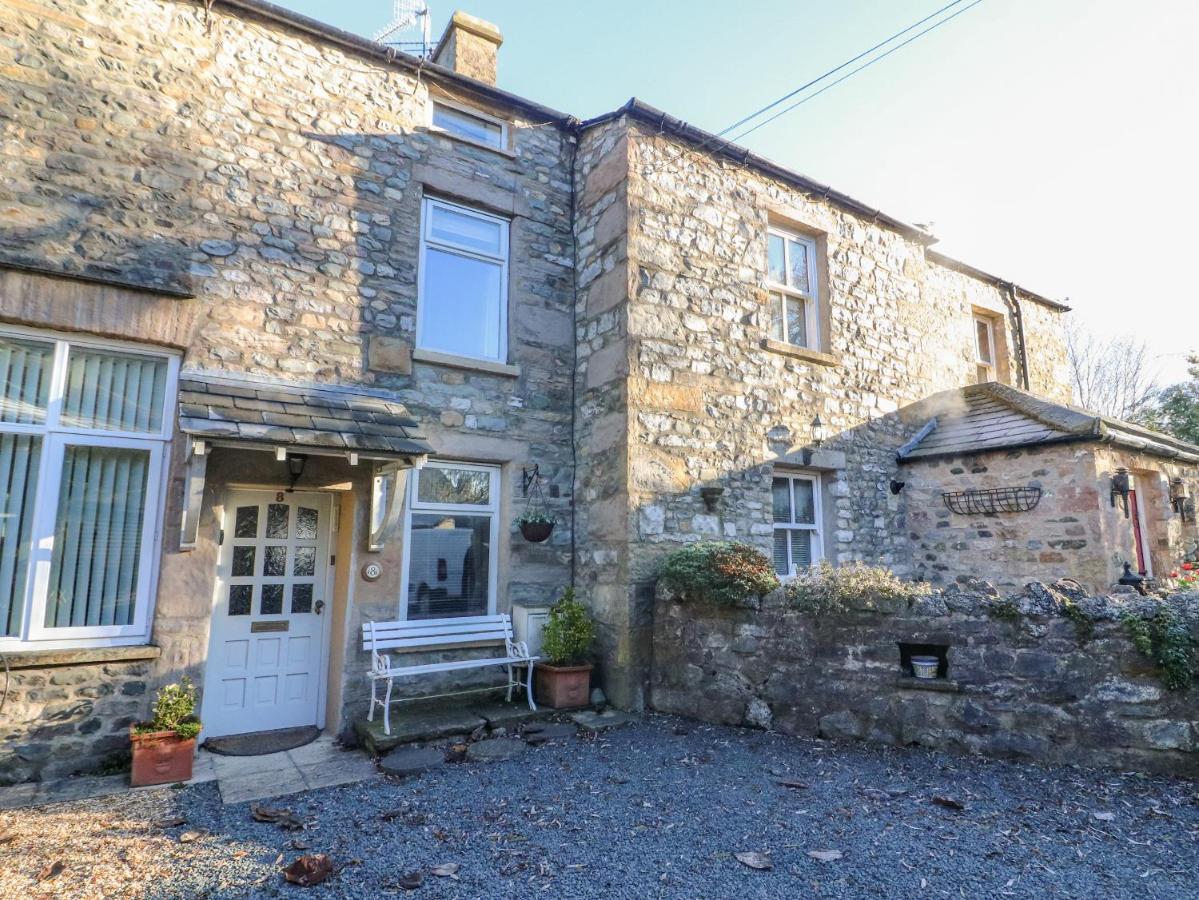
[517,510,555,543]
[535,587,596,709]
[130,677,202,787]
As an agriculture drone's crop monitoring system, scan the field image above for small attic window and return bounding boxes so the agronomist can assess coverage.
[431,101,506,150]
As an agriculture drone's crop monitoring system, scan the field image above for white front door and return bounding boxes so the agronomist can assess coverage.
[202,490,333,738]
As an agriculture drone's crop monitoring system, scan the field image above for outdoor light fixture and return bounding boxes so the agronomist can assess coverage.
[1110,467,1131,518]
[810,415,826,447]
[1170,478,1189,517]
[286,453,307,491]
[700,485,725,512]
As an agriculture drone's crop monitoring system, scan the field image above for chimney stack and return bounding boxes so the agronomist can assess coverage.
[432,11,503,86]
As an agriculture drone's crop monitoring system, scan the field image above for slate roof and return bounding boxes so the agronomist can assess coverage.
[177,373,432,459]
[897,382,1199,464]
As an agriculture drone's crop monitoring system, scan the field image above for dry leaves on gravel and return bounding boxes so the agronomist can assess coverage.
[734,851,773,870]
[808,849,844,862]
[251,802,305,830]
[282,854,334,887]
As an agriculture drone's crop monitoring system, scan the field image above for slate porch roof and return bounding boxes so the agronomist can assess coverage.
[897,382,1199,464]
[177,372,432,459]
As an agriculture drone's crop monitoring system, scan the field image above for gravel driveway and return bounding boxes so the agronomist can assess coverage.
[2,714,1197,899]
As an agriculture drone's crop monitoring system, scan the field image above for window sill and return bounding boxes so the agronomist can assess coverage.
[895,675,960,693]
[413,348,521,378]
[2,644,161,670]
[760,338,840,367]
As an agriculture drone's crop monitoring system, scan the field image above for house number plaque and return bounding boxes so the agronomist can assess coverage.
[361,562,383,582]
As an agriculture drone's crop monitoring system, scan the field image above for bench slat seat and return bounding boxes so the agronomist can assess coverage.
[362,614,537,735]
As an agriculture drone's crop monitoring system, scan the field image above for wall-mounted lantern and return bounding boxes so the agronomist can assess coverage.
[1169,478,1190,518]
[700,485,725,512]
[1110,467,1131,518]
[286,453,307,492]
[890,479,906,495]
[810,415,826,448]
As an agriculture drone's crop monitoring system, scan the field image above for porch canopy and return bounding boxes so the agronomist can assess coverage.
[176,373,433,548]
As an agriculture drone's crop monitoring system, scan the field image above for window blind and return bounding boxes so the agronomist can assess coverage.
[0,434,41,636]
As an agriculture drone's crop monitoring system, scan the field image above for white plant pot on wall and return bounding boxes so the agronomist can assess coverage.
[910,656,940,680]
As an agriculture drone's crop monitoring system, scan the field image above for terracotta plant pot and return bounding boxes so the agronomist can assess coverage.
[535,662,593,709]
[129,728,196,787]
[519,520,555,543]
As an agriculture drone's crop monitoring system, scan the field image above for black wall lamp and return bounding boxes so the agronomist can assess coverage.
[890,479,906,495]
[1110,467,1131,518]
[810,415,826,447]
[700,485,725,512]
[286,453,307,491]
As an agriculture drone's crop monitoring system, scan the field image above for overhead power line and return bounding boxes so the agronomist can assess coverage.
[715,0,970,140]
[726,0,986,144]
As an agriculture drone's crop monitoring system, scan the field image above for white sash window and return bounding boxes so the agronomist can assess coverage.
[0,327,177,649]
[772,471,824,577]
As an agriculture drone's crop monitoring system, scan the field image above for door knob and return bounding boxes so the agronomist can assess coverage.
[314,599,325,615]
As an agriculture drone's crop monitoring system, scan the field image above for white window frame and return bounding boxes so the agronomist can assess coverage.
[772,470,824,578]
[429,99,509,152]
[974,314,997,383]
[398,460,500,623]
[416,197,510,364]
[766,225,820,350]
[0,325,178,651]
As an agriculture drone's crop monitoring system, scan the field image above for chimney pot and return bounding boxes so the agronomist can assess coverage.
[432,11,503,85]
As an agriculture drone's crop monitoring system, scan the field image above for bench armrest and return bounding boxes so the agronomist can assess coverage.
[505,637,532,661]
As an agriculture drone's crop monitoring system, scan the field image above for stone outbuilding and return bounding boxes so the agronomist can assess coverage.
[898,383,1199,592]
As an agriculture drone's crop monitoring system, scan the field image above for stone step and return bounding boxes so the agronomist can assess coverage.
[355,700,550,756]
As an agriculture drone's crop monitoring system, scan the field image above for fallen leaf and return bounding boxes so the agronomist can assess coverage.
[0,831,15,846]
[430,862,460,877]
[151,815,186,829]
[290,839,311,850]
[380,808,406,822]
[179,829,206,844]
[398,871,424,890]
[282,854,334,887]
[932,796,966,811]
[734,851,773,870]
[37,861,65,882]
[776,779,809,790]
[807,849,844,862]
[251,803,304,831]
[1093,812,1116,822]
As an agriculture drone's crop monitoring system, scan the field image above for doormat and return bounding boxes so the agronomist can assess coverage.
[204,725,321,757]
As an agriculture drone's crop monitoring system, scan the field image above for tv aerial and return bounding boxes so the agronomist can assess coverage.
[374,0,432,57]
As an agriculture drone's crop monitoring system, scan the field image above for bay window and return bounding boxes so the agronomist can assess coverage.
[400,461,499,621]
[0,328,176,648]
[772,471,824,576]
[417,197,509,363]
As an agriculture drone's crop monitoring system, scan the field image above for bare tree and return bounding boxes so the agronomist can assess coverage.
[1065,316,1160,422]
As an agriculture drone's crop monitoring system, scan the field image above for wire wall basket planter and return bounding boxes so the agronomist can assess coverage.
[942,486,1042,516]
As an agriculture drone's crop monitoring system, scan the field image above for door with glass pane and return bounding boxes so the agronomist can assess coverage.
[203,490,332,738]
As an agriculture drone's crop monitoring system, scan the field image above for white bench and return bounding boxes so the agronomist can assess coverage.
[362,614,537,736]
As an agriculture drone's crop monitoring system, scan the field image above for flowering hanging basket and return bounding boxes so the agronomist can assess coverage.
[519,519,555,543]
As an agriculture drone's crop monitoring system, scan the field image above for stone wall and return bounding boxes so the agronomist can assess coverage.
[901,444,1199,593]
[651,582,1199,776]
[0,649,160,783]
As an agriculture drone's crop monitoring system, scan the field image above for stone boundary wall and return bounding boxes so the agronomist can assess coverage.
[0,649,159,783]
[651,581,1199,777]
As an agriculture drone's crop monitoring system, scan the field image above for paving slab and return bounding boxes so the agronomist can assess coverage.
[355,707,487,756]
[379,746,445,777]
[217,765,308,805]
[467,738,527,762]
[523,722,577,744]
[571,709,639,733]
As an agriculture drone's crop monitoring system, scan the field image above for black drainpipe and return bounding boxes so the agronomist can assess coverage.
[1004,281,1031,390]
[566,121,581,588]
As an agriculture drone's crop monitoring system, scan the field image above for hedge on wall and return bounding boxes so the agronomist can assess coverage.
[657,542,780,606]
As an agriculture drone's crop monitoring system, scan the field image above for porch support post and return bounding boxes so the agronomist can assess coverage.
[179,440,208,551]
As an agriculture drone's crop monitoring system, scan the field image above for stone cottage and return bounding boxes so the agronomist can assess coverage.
[0,0,1195,780]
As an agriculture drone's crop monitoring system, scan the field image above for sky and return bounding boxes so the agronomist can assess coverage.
[276,0,1198,385]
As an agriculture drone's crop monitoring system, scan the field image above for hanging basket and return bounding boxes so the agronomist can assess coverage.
[942,486,1042,516]
[519,520,555,543]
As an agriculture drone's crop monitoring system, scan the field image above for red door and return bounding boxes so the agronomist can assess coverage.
[1129,489,1148,575]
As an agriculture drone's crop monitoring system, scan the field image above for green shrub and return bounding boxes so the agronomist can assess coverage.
[136,677,202,739]
[987,597,1021,622]
[658,542,780,606]
[541,587,596,667]
[786,560,928,615]
[1122,605,1195,691]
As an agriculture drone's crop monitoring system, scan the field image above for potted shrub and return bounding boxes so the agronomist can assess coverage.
[517,510,555,543]
[535,587,596,709]
[130,677,202,787]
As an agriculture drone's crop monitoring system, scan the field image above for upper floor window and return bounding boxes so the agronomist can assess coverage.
[418,197,509,362]
[767,226,819,349]
[772,471,824,577]
[0,327,177,648]
[974,314,997,383]
[431,101,506,151]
